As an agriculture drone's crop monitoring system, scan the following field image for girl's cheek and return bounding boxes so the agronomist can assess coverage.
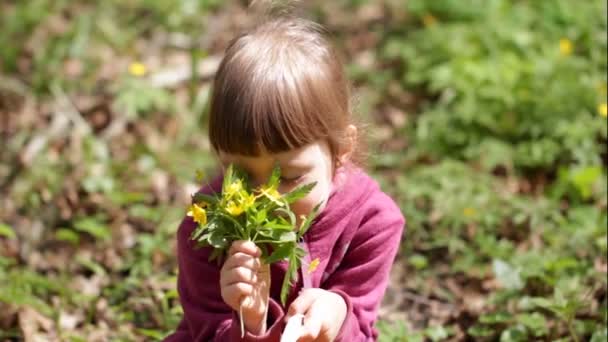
[291,197,314,219]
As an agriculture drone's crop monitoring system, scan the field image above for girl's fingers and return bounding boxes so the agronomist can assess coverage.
[228,240,261,257]
[285,289,318,320]
[223,252,261,271]
[222,282,254,306]
[220,266,258,287]
[300,308,323,341]
[298,321,321,342]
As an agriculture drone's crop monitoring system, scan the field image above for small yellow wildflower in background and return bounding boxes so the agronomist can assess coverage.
[599,103,608,118]
[187,203,207,225]
[422,13,438,27]
[307,258,320,274]
[195,169,205,183]
[559,38,573,56]
[463,207,476,218]
[128,62,147,76]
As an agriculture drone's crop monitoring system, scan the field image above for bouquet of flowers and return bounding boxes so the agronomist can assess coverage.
[188,164,320,306]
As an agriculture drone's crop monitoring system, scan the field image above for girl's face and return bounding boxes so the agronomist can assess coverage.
[218,140,335,219]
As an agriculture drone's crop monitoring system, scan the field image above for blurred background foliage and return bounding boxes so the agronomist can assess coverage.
[0,0,606,340]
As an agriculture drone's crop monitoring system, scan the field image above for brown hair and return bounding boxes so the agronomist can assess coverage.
[208,16,365,170]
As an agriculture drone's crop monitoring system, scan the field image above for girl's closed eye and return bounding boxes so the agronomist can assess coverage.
[281,175,303,184]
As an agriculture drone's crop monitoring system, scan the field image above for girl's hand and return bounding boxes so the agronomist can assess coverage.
[285,288,347,342]
[220,240,270,334]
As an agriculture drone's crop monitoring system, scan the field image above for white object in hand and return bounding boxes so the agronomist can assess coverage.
[281,314,306,342]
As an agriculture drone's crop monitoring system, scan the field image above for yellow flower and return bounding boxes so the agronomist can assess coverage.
[128,62,147,77]
[599,103,608,118]
[559,38,573,56]
[187,203,207,225]
[226,200,245,216]
[463,207,476,218]
[225,179,244,199]
[422,14,438,27]
[307,258,320,274]
[259,185,284,206]
[242,193,256,211]
[195,169,205,183]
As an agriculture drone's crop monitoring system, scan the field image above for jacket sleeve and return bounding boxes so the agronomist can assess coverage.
[323,195,405,341]
[164,178,287,341]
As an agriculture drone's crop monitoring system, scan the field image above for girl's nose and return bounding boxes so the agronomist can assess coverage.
[249,175,266,189]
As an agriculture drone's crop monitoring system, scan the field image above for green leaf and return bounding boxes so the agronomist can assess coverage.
[192,192,219,205]
[73,218,111,241]
[515,312,548,337]
[222,164,234,194]
[55,228,80,245]
[294,246,306,259]
[468,324,495,337]
[0,223,16,239]
[265,243,293,264]
[282,182,317,204]
[128,204,161,222]
[76,255,107,276]
[591,329,608,342]
[528,297,553,310]
[108,190,146,205]
[409,254,428,270]
[278,231,297,242]
[571,166,602,199]
[499,325,528,342]
[425,325,450,341]
[263,219,293,230]
[280,250,300,305]
[297,203,321,239]
[493,259,524,290]
[208,231,229,249]
[217,212,247,238]
[255,209,267,224]
[479,312,512,324]
[190,221,212,242]
[267,164,281,189]
[137,328,166,339]
[274,208,296,227]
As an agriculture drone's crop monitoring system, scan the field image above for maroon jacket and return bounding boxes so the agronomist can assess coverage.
[164,167,405,341]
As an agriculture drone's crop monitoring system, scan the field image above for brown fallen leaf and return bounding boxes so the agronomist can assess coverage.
[58,310,82,331]
[19,307,55,341]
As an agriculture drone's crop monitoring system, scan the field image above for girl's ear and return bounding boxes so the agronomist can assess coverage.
[337,124,358,166]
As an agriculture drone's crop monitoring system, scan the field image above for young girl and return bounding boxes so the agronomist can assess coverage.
[165,15,405,342]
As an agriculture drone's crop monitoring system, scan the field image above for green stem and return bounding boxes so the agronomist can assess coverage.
[567,316,580,342]
[245,239,281,244]
[239,301,245,337]
[219,213,247,239]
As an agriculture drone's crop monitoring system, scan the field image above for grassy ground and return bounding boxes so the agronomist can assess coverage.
[1,0,606,341]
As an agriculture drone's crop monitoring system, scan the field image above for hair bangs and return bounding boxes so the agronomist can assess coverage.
[209,64,326,156]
